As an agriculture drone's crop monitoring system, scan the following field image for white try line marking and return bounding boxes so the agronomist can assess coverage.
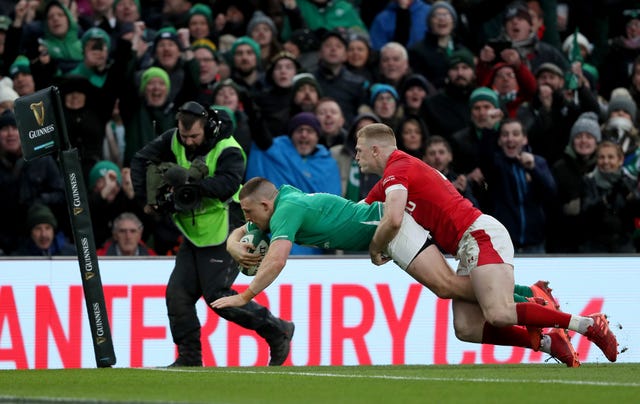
[151,368,640,388]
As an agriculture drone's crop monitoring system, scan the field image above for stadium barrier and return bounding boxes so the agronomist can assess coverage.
[0,256,638,369]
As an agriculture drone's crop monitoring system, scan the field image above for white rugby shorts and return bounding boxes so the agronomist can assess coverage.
[455,214,514,275]
[386,213,432,270]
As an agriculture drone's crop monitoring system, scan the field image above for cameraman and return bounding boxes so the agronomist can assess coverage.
[130,101,294,367]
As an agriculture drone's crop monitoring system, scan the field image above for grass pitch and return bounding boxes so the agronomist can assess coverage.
[1,364,638,403]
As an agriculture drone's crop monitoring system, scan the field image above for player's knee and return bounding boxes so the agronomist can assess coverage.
[481,308,512,328]
[453,320,475,342]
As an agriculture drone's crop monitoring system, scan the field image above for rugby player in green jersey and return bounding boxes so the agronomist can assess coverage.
[211,177,553,311]
[210,177,583,366]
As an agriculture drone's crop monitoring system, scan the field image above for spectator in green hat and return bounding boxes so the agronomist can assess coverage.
[67,28,114,88]
[187,3,214,42]
[450,86,502,211]
[8,56,36,97]
[13,203,76,257]
[229,36,265,97]
[121,66,175,165]
[142,26,199,105]
[114,0,141,24]
[87,160,145,248]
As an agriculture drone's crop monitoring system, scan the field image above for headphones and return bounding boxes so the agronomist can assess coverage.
[177,101,221,139]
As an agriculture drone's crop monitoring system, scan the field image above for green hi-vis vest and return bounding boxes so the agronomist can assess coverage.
[171,133,245,247]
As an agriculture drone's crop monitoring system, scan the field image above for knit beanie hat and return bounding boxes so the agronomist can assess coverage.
[26,203,58,230]
[230,36,261,64]
[9,55,31,78]
[269,50,300,70]
[570,111,602,142]
[246,10,277,36]
[608,93,637,122]
[562,32,593,56]
[192,38,219,61]
[292,73,323,97]
[534,62,564,78]
[401,74,431,94]
[188,3,213,26]
[211,78,243,101]
[0,110,17,129]
[369,83,399,105]
[89,160,122,189]
[428,1,458,27]
[288,112,322,136]
[447,48,475,69]
[153,26,181,50]
[139,66,170,94]
[81,27,111,51]
[469,87,499,107]
[0,85,19,104]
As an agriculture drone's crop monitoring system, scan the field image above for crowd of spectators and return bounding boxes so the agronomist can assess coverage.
[1,0,640,256]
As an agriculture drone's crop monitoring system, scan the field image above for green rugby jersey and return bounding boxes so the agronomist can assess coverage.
[260,185,383,251]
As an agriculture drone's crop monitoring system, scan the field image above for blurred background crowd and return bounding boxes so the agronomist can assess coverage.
[1,0,640,257]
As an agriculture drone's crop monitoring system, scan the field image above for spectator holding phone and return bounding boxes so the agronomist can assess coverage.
[482,2,568,74]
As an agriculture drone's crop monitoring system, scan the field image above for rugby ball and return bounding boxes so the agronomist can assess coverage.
[238,229,270,276]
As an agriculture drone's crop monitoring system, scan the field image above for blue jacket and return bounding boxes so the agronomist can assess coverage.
[480,135,557,248]
[13,232,77,257]
[246,136,341,195]
[246,136,341,255]
[369,1,432,51]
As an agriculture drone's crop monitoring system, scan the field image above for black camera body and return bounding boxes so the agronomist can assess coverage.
[147,160,209,214]
[156,182,202,213]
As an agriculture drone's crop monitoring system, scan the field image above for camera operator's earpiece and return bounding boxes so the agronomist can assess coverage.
[207,108,221,139]
[177,101,220,139]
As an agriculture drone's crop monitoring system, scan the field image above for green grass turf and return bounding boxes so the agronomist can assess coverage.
[1,364,638,403]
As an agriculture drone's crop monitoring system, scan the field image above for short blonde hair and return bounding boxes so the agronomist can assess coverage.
[356,123,397,146]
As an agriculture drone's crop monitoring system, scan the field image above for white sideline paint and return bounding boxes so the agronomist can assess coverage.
[153,368,640,388]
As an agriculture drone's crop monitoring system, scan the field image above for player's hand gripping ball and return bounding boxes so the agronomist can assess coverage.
[239,229,270,276]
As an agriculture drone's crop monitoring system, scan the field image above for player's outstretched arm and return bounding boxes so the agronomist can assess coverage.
[210,239,293,309]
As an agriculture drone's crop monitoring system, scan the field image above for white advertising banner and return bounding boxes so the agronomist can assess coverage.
[0,256,638,369]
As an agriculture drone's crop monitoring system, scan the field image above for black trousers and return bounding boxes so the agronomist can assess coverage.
[166,238,283,351]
